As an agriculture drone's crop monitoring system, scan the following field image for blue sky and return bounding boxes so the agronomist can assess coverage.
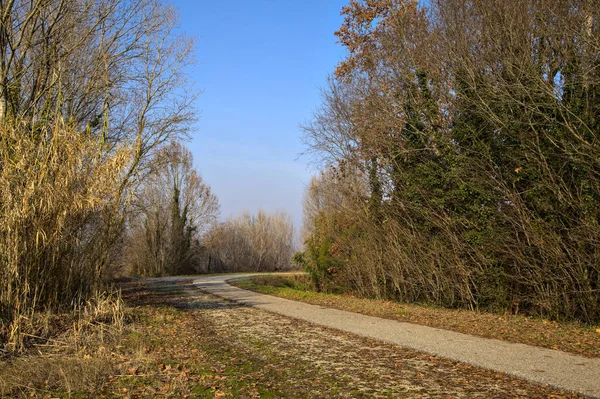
[170,0,348,229]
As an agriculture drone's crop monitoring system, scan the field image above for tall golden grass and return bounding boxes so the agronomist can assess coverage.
[0,118,132,351]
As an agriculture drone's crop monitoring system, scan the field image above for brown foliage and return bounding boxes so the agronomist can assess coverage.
[0,120,131,352]
[302,0,600,322]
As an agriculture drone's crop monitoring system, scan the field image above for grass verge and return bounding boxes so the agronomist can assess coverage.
[231,274,600,358]
[0,279,302,398]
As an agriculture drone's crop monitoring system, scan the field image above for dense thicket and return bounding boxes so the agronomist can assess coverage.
[0,0,196,350]
[300,0,600,322]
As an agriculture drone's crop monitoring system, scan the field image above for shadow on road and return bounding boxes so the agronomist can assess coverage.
[118,278,246,311]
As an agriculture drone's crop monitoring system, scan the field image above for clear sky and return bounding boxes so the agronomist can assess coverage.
[169,0,348,230]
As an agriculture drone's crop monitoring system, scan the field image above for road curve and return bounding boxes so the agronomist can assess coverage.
[193,274,600,398]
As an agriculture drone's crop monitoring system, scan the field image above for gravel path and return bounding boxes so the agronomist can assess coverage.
[193,274,600,398]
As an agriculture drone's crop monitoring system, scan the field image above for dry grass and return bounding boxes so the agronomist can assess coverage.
[0,119,132,352]
[0,288,125,397]
[233,274,600,358]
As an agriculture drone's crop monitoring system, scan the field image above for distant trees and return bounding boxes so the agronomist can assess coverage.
[300,0,600,323]
[125,141,219,277]
[205,211,296,273]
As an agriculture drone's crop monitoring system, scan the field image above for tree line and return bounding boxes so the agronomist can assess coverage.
[298,0,600,323]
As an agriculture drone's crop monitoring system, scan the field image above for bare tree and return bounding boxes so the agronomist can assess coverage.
[125,141,219,277]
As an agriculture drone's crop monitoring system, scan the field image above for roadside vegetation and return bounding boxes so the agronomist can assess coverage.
[298,0,600,324]
[233,274,600,358]
[0,0,200,353]
[0,0,296,356]
[203,211,296,273]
